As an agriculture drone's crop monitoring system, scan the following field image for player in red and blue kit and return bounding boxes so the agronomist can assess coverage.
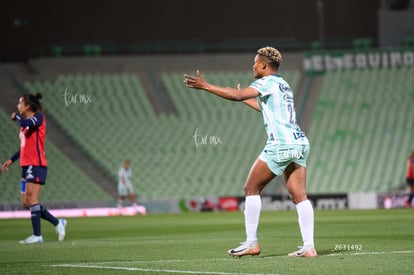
[2,93,67,244]
[405,149,414,208]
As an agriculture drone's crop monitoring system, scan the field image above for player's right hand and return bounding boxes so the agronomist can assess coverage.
[11,112,17,121]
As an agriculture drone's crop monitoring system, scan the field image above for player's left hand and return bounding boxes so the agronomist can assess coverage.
[183,70,207,90]
[1,160,13,172]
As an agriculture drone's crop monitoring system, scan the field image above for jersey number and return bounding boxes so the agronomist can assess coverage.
[287,104,295,124]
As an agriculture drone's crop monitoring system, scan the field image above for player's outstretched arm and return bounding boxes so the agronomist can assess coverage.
[236,83,261,112]
[184,70,258,101]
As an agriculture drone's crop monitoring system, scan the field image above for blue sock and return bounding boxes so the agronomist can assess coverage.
[30,204,41,236]
[40,205,59,226]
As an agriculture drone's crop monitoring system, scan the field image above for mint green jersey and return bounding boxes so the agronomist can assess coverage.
[250,74,308,145]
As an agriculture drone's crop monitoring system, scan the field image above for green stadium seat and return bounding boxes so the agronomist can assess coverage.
[307,67,414,193]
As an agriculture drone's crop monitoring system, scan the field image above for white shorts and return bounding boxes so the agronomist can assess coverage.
[259,143,310,176]
[118,183,135,196]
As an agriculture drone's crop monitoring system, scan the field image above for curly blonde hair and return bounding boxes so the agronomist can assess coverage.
[257,46,282,69]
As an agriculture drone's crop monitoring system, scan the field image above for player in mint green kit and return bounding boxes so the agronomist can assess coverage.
[184,46,316,257]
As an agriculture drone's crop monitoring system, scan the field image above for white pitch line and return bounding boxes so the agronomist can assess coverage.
[48,263,282,275]
[325,250,414,257]
[47,250,414,274]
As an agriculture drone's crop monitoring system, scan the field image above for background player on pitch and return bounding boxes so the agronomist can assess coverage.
[405,149,414,208]
[184,46,316,257]
[1,93,67,244]
[117,160,146,215]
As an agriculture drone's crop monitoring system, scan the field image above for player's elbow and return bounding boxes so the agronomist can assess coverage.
[232,94,244,101]
[232,93,251,102]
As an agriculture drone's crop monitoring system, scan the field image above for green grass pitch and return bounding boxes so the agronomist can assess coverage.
[0,209,412,274]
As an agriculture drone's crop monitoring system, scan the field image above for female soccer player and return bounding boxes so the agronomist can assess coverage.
[184,47,316,257]
[405,149,414,208]
[1,93,67,244]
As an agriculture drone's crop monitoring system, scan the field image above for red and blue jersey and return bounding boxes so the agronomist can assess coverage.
[407,156,414,180]
[11,112,48,167]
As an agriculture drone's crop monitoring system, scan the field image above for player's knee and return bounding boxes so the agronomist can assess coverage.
[22,200,30,209]
[243,186,261,195]
[289,192,308,204]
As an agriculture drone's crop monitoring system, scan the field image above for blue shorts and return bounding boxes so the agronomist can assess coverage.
[407,179,414,186]
[21,165,47,184]
[259,143,310,176]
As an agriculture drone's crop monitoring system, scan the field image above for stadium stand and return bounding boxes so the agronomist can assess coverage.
[1,52,412,204]
[307,67,414,193]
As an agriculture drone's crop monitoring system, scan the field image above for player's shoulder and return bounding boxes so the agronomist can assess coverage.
[259,74,287,85]
[251,75,272,88]
[34,112,46,122]
[34,112,44,117]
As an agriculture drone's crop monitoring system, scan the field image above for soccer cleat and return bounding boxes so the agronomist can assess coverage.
[19,235,43,244]
[228,241,261,257]
[288,246,317,257]
[55,219,67,241]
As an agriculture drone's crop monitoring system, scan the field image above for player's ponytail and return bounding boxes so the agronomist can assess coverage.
[22,92,43,112]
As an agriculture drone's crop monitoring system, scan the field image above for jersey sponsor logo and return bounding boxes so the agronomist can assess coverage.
[19,129,26,147]
[283,94,294,103]
[279,83,292,94]
[293,131,306,140]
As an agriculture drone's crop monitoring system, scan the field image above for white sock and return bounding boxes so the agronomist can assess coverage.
[296,199,314,247]
[244,195,261,243]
